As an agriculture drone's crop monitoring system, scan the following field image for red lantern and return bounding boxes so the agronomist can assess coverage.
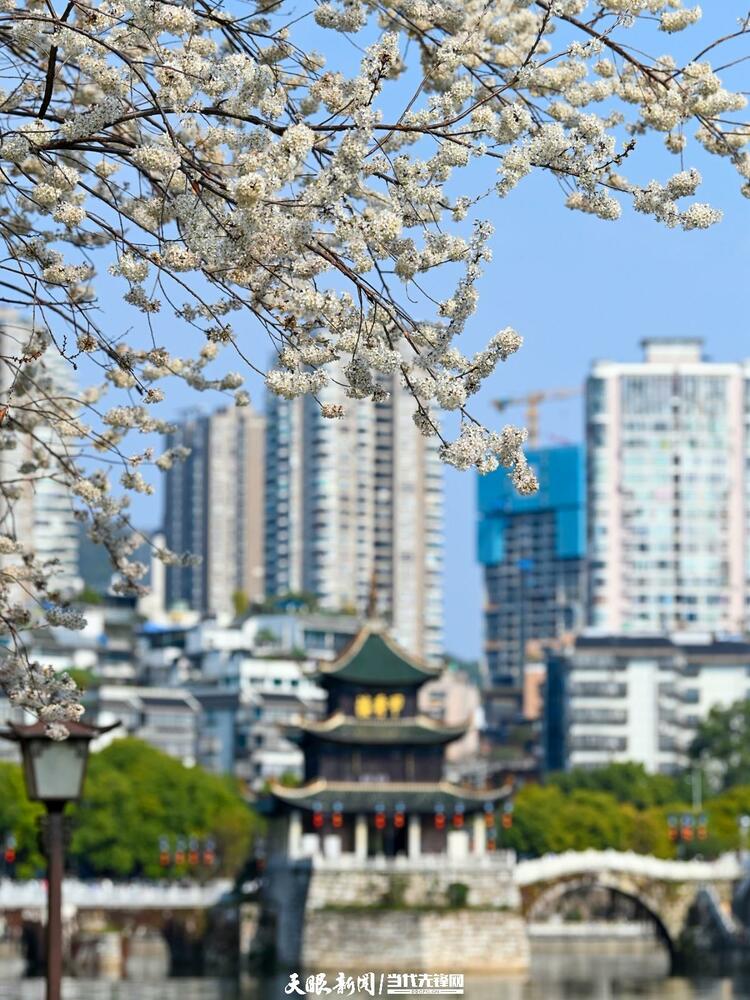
[203,838,216,866]
[4,834,16,866]
[502,802,514,830]
[434,804,446,830]
[453,813,464,829]
[175,838,186,865]
[332,801,343,828]
[313,812,324,829]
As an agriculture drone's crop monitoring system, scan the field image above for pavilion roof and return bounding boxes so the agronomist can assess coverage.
[290,712,468,746]
[269,779,511,814]
[315,622,441,687]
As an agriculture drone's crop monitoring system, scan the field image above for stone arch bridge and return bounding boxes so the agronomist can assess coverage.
[515,850,744,961]
[0,879,235,977]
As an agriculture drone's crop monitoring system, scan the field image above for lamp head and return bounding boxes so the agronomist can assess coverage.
[1,720,119,805]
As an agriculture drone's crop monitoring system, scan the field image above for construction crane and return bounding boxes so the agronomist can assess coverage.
[492,387,581,447]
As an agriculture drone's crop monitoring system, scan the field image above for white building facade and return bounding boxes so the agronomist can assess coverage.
[547,634,750,774]
[0,310,80,593]
[264,375,443,661]
[587,338,749,635]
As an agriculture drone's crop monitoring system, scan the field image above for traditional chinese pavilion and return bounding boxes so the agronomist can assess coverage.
[269,622,509,859]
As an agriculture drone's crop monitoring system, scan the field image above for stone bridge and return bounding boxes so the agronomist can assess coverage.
[515,850,744,961]
[0,879,236,977]
[0,877,233,915]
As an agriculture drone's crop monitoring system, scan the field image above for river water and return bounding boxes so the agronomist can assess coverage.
[4,943,750,999]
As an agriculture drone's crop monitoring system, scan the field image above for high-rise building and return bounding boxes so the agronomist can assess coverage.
[264,376,443,661]
[0,309,80,593]
[476,445,587,688]
[163,405,265,615]
[587,338,749,634]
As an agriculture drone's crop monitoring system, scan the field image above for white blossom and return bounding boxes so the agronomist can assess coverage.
[0,0,741,724]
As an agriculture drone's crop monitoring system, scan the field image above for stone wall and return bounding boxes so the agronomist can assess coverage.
[259,856,527,972]
[303,910,529,972]
[305,861,519,910]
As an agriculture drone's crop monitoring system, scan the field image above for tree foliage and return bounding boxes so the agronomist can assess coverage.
[0,740,258,880]
[550,762,681,809]
[68,739,261,879]
[0,1,748,719]
[503,763,750,860]
[0,763,44,878]
[689,699,750,792]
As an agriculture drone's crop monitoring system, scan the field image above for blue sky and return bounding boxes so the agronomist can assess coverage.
[87,6,750,660]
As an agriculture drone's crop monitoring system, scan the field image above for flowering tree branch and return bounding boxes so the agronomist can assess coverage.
[0,0,747,725]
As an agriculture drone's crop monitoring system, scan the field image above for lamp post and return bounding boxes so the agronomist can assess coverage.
[1,721,117,1000]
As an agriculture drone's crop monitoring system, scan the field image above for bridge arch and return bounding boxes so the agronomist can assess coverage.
[523,874,676,964]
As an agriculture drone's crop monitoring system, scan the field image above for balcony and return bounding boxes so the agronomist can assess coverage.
[569,682,627,699]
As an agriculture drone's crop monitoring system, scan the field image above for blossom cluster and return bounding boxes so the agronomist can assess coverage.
[0,0,746,720]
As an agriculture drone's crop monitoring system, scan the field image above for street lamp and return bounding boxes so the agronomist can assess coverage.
[2,720,118,1000]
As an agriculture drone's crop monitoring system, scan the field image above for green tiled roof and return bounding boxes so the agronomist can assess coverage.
[317,624,441,687]
[269,779,510,814]
[291,713,467,746]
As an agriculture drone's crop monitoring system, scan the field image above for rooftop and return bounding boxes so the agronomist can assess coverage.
[290,712,468,746]
[573,634,750,658]
[316,622,441,687]
[640,338,704,364]
[269,778,511,813]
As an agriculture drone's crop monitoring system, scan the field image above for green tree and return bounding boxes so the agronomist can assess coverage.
[550,762,680,809]
[69,739,262,879]
[76,585,103,606]
[0,763,44,878]
[255,628,279,647]
[689,700,750,791]
[502,782,686,859]
[232,590,250,618]
[66,668,99,692]
[503,786,630,855]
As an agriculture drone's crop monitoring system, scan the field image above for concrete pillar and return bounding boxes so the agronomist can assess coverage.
[355,814,368,860]
[473,813,486,856]
[288,810,303,859]
[323,834,342,859]
[408,814,421,859]
[447,830,470,861]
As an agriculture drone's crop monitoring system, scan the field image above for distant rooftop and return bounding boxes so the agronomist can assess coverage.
[573,633,750,658]
[640,338,704,364]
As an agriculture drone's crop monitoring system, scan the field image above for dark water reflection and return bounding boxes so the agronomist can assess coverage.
[5,944,750,999]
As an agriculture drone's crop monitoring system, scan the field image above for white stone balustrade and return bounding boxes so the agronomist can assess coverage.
[0,878,233,912]
[515,849,743,886]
